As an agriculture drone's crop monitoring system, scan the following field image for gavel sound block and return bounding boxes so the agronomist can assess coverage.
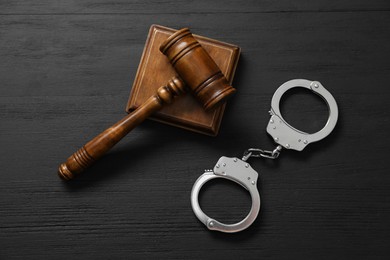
[127,25,240,135]
[58,25,240,180]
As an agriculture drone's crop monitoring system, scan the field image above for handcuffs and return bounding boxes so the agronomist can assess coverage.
[191,79,339,233]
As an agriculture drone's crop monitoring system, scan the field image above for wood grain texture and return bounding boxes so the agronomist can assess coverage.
[127,25,240,136]
[1,0,390,259]
[58,76,186,180]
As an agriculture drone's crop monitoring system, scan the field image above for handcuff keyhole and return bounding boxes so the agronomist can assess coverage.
[198,179,251,225]
[280,88,329,134]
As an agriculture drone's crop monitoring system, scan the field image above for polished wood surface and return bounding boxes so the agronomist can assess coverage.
[58,77,185,180]
[127,25,240,135]
[58,27,237,179]
[160,28,236,111]
[1,1,390,259]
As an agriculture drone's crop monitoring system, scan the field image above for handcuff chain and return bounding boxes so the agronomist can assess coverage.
[242,146,282,161]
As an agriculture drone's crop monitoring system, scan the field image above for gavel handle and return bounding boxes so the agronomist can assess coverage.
[58,77,186,180]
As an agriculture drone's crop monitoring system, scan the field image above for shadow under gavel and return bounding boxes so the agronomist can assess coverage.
[58,28,236,180]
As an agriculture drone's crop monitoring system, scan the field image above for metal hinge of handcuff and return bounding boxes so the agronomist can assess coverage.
[190,79,339,233]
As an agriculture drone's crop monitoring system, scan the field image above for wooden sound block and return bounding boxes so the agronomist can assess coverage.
[126,25,240,136]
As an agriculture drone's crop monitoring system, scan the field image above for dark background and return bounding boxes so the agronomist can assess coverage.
[1,0,389,259]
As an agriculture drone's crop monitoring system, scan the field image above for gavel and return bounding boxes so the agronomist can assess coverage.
[58,28,236,180]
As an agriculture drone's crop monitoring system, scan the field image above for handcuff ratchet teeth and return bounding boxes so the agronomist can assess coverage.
[190,79,339,233]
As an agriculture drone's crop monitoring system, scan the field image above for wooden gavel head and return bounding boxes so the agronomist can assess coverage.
[160,28,236,111]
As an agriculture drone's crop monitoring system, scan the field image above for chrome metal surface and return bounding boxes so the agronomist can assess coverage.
[242,146,282,161]
[190,79,339,233]
[267,79,338,151]
[191,156,261,233]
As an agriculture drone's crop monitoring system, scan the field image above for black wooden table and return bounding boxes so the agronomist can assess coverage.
[1,1,389,259]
